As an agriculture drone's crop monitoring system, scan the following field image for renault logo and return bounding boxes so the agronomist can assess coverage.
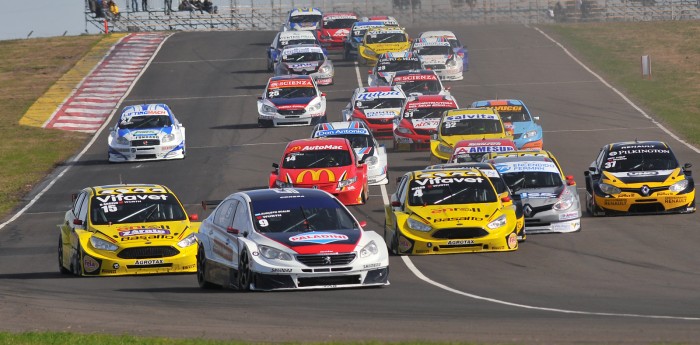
[323,256,332,265]
[640,185,651,196]
[296,169,336,183]
[523,204,533,217]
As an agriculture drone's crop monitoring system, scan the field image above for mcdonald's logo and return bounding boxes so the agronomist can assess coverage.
[296,169,336,183]
[290,146,302,151]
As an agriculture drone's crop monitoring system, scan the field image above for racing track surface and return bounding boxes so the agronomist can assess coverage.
[1,25,700,343]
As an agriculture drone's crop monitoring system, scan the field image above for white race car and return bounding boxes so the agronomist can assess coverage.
[257,75,327,127]
[367,51,423,87]
[107,104,186,162]
[311,121,389,185]
[195,188,390,291]
[282,7,323,31]
[411,37,463,81]
[274,44,334,85]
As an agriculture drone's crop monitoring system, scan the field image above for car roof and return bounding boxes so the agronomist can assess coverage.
[606,141,669,151]
[120,104,173,119]
[409,168,487,179]
[278,31,317,39]
[420,30,457,38]
[472,99,525,107]
[89,184,172,195]
[393,69,437,76]
[280,44,324,53]
[269,74,314,81]
[289,7,322,16]
[378,51,419,60]
[323,12,358,18]
[444,107,500,117]
[242,188,335,202]
[366,27,406,34]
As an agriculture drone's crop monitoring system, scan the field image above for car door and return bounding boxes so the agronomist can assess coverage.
[208,199,238,267]
[229,197,251,270]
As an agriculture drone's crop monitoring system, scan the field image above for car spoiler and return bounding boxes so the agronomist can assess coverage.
[200,200,223,210]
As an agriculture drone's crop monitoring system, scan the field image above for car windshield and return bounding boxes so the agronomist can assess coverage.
[448,38,461,48]
[355,98,404,109]
[376,60,422,72]
[365,32,406,44]
[282,52,324,62]
[496,108,532,122]
[318,134,372,149]
[404,107,452,119]
[282,150,353,168]
[408,178,497,206]
[414,45,452,55]
[118,115,172,129]
[351,27,375,39]
[279,39,317,49]
[323,18,357,29]
[90,193,187,225]
[500,171,563,191]
[441,119,503,136]
[251,196,357,233]
[267,86,316,99]
[289,14,322,24]
[603,151,679,172]
[394,80,442,95]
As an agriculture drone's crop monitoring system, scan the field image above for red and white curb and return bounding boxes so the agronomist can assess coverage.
[43,33,168,133]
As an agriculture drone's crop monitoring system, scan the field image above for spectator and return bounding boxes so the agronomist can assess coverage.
[108,0,120,20]
[202,0,217,13]
[131,0,138,11]
[165,0,173,14]
[94,0,105,18]
[179,0,194,11]
[142,0,148,11]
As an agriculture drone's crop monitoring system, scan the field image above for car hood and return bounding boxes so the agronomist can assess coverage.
[262,230,361,254]
[410,203,501,228]
[603,169,680,185]
[375,71,395,83]
[504,121,539,136]
[409,118,440,130]
[267,97,315,108]
[358,108,402,119]
[320,28,350,40]
[281,167,354,185]
[91,221,193,245]
[515,186,565,208]
[440,133,510,147]
[364,42,411,53]
[283,61,321,73]
[420,54,449,65]
[117,127,173,139]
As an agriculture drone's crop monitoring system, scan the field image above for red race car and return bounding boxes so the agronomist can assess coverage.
[269,137,369,205]
[343,86,406,140]
[393,94,459,151]
[317,12,358,51]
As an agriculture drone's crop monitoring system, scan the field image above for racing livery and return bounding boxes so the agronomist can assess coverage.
[195,188,389,291]
[430,108,512,164]
[449,139,517,163]
[411,37,463,81]
[267,31,321,72]
[343,21,385,61]
[274,44,334,85]
[317,12,358,51]
[471,99,543,150]
[360,15,399,26]
[384,169,520,254]
[343,86,407,139]
[257,75,327,127]
[311,121,389,185]
[357,27,411,66]
[269,138,369,205]
[58,184,200,276]
[419,30,468,70]
[282,7,323,31]
[393,94,459,151]
[584,141,695,216]
[368,51,423,86]
[107,104,186,162]
[390,69,449,96]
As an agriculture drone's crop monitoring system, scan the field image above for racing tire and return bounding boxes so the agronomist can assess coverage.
[58,235,70,275]
[197,246,220,289]
[358,55,367,66]
[71,245,83,276]
[361,183,369,204]
[258,119,273,128]
[343,49,351,61]
[266,60,273,72]
[586,193,605,217]
[390,228,403,256]
[237,250,252,291]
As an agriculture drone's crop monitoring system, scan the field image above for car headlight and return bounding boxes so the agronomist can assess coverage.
[90,237,118,251]
[553,188,575,211]
[396,127,413,135]
[669,179,689,192]
[337,177,357,189]
[177,233,197,248]
[599,183,621,195]
[261,104,278,114]
[359,240,379,258]
[407,217,432,232]
[364,155,378,166]
[438,143,453,154]
[487,214,507,230]
[275,180,294,188]
[363,47,376,57]
[308,101,323,112]
[319,65,331,74]
[521,130,538,139]
[446,58,458,68]
[116,136,129,145]
[259,245,293,261]
[162,133,176,143]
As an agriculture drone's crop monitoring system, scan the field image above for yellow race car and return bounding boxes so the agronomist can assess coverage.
[583,141,696,216]
[430,107,513,164]
[384,168,520,255]
[58,184,200,276]
[357,27,410,66]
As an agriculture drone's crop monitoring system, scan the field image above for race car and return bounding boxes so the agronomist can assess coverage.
[282,7,323,31]
[311,121,389,185]
[411,37,463,81]
[343,21,386,61]
[419,30,468,70]
[449,139,517,163]
[583,140,695,216]
[384,168,520,255]
[317,12,358,51]
[360,15,399,26]
[107,104,186,163]
[390,69,449,96]
[267,31,322,72]
[367,51,423,87]
[357,27,411,66]
[429,107,512,164]
[269,137,369,205]
[273,44,334,85]
[342,86,407,139]
[393,94,459,151]
[257,75,327,127]
[58,184,200,276]
[486,151,582,234]
[471,99,543,150]
[195,188,389,291]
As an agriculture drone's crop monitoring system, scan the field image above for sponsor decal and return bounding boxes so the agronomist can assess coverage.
[296,169,336,183]
[363,263,381,269]
[613,149,671,155]
[120,234,174,242]
[398,236,412,253]
[412,119,440,129]
[301,145,343,151]
[119,229,170,237]
[433,216,483,223]
[495,161,560,173]
[552,220,580,232]
[364,109,398,118]
[123,109,168,117]
[113,263,120,269]
[430,207,481,213]
[603,199,626,206]
[394,74,438,82]
[627,171,659,176]
[453,145,514,155]
[507,233,518,249]
[134,259,164,265]
[83,256,100,273]
[277,104,306,110]
[268,79,314,88]
[665,196,687,204]
[414,176,484,186]
[271,268,293,273]
[447,240,475,245]
[315,128,369,136]
[182,264,196,270]
[491,105,523,112]
[101,269,116,274]
[558,211,579,221]
[520,192,558,199]
[289,232,349,244]
[95,193,169,203]
[445,113,499,121]
[357,91,403,100]
[98,187,166,195]
[130,130,160,137]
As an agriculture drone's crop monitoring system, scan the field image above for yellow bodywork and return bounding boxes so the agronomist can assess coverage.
[358,27,410,66]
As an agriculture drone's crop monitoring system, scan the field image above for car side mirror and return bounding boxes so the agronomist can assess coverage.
[445,86,451,91]
[431,134,438,140]
[359,221,367,228]
[321,92,326,97]
[534,116,540,121]
[684,162,692,170]
[189,214,199,221]
[257,96,263,100]
[73,219,83,226]
[391,200,401,207]
[71,193,78,202]
[368,70,373,74]
[272,162,279,169]
[501,195,511,203]
[565,175,576,186]
[226,226,240,235]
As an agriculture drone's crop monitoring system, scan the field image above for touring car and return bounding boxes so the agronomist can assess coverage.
[357,27,411,66]
[107,104,186,163]
[257,75,327,127]
[274,44,334,85]
[311,121,388,185]
[269,137,369,205]
[342,86,407,139]
[282,7,323,31]
[384,168,520,254]
[390,69,449,96]
[584,141,695,216]
[471,99,542,150]
[360,15,399,26]
[267,31,322,72]
[449,139,517,163]
[411,37,463,81]
[368,51,423,87]
[419,30,468,70]
[58,184,200,276]
[195,188,389,291]
[393,94,458,151]
[343,21,386,61]
[429,108,512,164]
[317,12,358,51]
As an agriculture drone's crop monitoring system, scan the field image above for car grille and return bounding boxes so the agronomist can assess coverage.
[620,186,668,194]
[414,129,435,136]
[297,275,361,287]
[296,253,356,267]
[278,109,305,115]
[365,118,394,124]
[425,64,446,70]
[432,227,488,239]
[512,133,522,139]
[117,246,180,259]
[131,139,160,147]
[523,203,553,218]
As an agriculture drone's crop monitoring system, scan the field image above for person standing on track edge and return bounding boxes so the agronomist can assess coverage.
[142,0,148,11]
[164,0,173,14]
[131,0,138,11]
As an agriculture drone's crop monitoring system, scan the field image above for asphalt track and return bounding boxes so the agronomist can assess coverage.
[1,24,700,343]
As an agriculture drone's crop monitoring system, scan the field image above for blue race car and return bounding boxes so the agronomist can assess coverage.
[470,99,543,150]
